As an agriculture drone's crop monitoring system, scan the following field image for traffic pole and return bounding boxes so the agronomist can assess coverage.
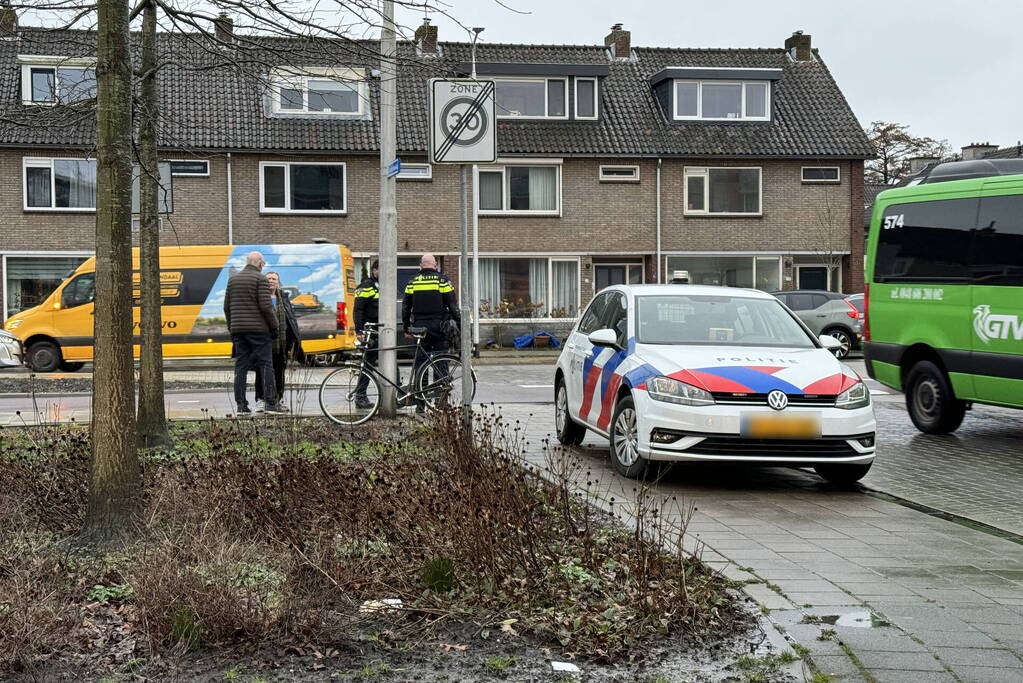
[459,164,473,428]
[377,0,398,417]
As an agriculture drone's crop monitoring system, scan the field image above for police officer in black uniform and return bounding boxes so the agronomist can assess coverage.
[353,260,380,408]
[402,254,459,407]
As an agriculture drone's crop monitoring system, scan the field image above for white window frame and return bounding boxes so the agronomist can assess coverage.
[258,161,347,215]
[662,253,782,290]
[795,263,842,292]
[167,159,210,177]
[468,255,582,321]
[801,166,841,184]
[574,77,598,120]
[396,163,433,181]
[683,166,763,217]
[494,77,569,120]
[18,55,96,105]
[476,163,562,216]
[672,79,771,121]
[22,157,97,212]
[270,67,367,116]
[599,165,640,183]
[594,262,645,289]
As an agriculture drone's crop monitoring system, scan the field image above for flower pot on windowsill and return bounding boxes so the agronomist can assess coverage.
[534,335,550,348]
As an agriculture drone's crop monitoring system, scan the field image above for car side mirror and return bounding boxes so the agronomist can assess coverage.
[819,334,842,354]
[588,328,619,348]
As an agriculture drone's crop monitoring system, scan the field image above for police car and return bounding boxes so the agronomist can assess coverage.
[554,285,876,484]
[0,328,24,369]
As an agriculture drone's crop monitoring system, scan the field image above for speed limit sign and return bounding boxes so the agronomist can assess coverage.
[429,79,496,164]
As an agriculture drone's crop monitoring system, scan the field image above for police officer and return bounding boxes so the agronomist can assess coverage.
[353,260,380,409]
[402,254,459,406]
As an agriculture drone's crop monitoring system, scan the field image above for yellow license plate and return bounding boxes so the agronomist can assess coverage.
[741,413,821,439]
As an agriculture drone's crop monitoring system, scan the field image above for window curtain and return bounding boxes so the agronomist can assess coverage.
[479,171,503,210]
[528,258,548,316]
[26,167,51,207]
[54,160,96,208]
[551,261,578,317]
[528,167,556,210]
[477,259,502,316]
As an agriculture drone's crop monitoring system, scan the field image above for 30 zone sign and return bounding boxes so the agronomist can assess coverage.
[429,79,497,164]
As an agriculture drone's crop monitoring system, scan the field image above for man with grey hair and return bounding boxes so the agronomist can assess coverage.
[225,251,282,414]
[402,253,459,410]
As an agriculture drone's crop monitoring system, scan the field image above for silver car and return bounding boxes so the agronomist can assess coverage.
[0,329,24,368]
[770,290,861,359]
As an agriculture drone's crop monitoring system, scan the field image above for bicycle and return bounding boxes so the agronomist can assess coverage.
[318,322,477,425]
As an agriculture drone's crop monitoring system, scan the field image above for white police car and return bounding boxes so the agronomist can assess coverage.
[554,285,876,484]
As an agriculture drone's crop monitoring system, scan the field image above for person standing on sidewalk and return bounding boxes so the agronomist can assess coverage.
[402,254,459,409]
[353,260,380,409]
[225,251,282,415]
[254,271,304,412]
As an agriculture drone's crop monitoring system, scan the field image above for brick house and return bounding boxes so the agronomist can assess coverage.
[0,14,872,340]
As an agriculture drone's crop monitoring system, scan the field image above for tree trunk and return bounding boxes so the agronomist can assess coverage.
[136,0,171,449]
[84,0,141,542]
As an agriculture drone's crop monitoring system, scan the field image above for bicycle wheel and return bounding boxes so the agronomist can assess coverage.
[318,363,380,425]
[415,354,477,410]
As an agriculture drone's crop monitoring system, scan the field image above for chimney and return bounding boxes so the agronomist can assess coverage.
[213,12,233,43]
[415,18,438,56]
[908,156,939,175]
[0,3,17,38]
[960,142,999,161]
[785,30,812,61]
[604,23,630,60]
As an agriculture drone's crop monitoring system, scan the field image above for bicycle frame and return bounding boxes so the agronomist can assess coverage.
[347,329,445,401]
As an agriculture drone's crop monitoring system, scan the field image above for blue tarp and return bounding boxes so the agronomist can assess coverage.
[512,331,562,349]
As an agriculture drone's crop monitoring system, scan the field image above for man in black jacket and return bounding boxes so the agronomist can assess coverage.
[353,260,379,408]
[225,251,281,414]
[402,254,459,408]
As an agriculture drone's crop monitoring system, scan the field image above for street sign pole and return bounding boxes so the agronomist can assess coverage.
[459,165,472,425]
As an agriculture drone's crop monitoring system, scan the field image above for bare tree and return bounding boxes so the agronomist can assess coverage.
[808,190,848,291]
[864,120,951,185]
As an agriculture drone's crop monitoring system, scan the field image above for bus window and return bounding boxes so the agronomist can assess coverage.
[973,194,1023,286]
[61,273,95,309]
[874,198,977,283]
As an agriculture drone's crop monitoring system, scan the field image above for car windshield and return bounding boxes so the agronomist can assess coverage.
[636,294,816,348]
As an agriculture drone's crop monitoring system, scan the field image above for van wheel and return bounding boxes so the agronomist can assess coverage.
[905,360,966,434]
[554,379,586,446]
[823,328,852,359]
[28,341,62,373]
[610,395,650,479]
[58,361,85,373]
[814,462,872,486]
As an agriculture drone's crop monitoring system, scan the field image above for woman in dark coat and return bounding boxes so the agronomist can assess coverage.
[255,271,305,411]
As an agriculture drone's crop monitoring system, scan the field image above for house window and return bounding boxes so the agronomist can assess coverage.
[665,255,781,291]
[599,165,639,183]
[574,77,598,119]
[594,262,643,290]
[3,255,89,319]
[684,167,762,215]
[259,161,346,213]
[19,59,96,104]
[396,163,432,181]
[495,78,568,119]
[168,160,210,176]
[475,257,579,318]
[673,80,770,121]
[270,68,366,116]
[802,166,841,183]
[23,158,97,211]
[477,165,560,214]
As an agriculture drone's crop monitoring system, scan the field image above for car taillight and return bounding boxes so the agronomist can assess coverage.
[863,284,870,342]
[844,298,859,319]
[336,301,348,331]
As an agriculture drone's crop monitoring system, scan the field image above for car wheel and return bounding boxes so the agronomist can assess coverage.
[824,327,852,359]
[58,361,85,372]
[554,379,586,446]
[814,462,872,485]
[610,394,650,479]
[905,360,966,434]
[28,340,62,373]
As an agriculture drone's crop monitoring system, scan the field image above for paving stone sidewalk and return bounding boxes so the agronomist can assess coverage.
[499,403,1023,683]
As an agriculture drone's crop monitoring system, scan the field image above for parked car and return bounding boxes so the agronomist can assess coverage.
[0,328,24,368]
[771,290,861,358]
[553,285,876,484]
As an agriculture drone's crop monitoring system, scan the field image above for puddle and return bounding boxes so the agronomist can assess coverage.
[817,610,891,628]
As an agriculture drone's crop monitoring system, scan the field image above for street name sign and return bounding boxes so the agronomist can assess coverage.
[429,79,496,164]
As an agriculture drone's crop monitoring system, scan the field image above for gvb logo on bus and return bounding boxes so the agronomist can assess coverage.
[973,305,1023,344]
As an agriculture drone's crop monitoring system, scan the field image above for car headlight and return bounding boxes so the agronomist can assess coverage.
[647,376,714,406]
[835,381,870,410]
[5,319,22,330]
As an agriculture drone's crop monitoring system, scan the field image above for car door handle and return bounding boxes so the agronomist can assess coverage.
[815,314,826,317]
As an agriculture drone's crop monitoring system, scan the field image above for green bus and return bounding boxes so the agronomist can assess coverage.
[864,159,1023,433]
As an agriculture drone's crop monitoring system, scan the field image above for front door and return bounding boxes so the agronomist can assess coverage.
[595,264,643,292]
[797,266,829,290]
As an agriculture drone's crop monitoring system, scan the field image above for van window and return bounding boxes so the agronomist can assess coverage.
[973,194,1023,286]
[61,273,95,308]
[874,198,977,283]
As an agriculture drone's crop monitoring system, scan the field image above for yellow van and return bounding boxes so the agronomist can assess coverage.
[3,244,358,372]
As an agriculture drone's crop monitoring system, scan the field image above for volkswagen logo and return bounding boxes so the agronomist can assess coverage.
[767,390,789,411]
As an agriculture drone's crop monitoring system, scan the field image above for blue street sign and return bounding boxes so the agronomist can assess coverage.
[386,157,401,178]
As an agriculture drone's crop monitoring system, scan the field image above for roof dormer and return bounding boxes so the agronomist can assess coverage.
[649,67,781,122]
[458,62,608,121]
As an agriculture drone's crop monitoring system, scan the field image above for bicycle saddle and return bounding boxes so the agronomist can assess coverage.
[408,326,427,336]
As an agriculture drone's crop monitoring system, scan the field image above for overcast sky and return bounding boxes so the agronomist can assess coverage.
[396,0,1023,153]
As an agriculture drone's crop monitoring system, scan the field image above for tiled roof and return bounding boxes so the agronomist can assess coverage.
[0,28,873,158]
[985,144,1023,159]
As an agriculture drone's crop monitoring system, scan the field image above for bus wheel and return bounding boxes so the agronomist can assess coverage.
[58,361,85,373]
[905,360,966,434]
[27,340,62,373]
